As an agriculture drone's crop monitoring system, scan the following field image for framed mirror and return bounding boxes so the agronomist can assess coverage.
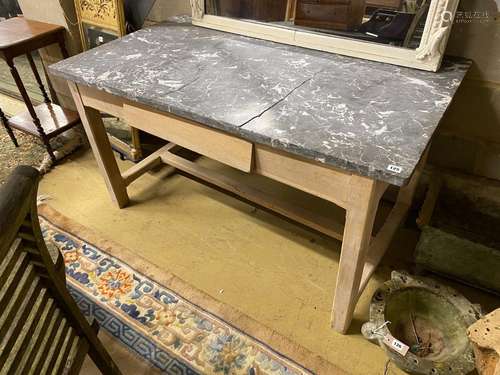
[190,0,459,71]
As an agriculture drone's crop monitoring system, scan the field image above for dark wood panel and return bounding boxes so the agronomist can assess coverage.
[366,0,402,10]
[295,0,366,30]
[241,0,288,21]
[217,0,288,21]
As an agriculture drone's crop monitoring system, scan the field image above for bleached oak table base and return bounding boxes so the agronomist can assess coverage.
[69,82,426,334]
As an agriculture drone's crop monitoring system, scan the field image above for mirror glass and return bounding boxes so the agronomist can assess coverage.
[205,0,431,48]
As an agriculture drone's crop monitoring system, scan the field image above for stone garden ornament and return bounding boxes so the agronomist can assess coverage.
[362,271,481,374]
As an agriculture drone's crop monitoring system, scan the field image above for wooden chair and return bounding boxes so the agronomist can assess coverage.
[0,166,122,374]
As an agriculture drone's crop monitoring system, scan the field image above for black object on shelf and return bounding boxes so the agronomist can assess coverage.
[359,9,414,44]
[0,0,21,20]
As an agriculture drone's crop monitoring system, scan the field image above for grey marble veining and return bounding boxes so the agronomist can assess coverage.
[50,23,470,186]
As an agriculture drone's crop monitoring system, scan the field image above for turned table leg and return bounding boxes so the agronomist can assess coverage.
[26,52,51,103]
[7,58,56,162]
[57,33,70,59]
[332,175,380,333]
[68,82,129,208]
[0,107,18,147]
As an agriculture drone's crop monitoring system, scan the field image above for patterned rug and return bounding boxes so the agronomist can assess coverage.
[0,125,84,185]
[38,205,345,375]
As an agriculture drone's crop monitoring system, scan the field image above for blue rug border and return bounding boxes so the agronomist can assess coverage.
[41,214,315,375]
[68,283,200,374]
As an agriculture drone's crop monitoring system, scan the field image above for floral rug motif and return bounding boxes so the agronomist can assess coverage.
[40,216,316,375]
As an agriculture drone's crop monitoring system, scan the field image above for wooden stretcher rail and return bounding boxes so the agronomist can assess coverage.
[160,145,346,241]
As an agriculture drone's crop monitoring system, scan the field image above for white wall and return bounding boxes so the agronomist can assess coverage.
[436,0,500,179]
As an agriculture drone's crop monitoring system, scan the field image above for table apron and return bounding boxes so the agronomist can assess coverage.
[0,33,63,62]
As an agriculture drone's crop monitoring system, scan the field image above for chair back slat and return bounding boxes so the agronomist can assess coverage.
[0,287,48,372]
[0,279,43,373]
[40,318,70,375]
[0,262,35,335]
[27,309,63,375]
[52,327,77,375]
[0,252,30,305]
[65,336,88,374]
[14,299,56,374]
[0,271,41,348]
[0,239,23,292]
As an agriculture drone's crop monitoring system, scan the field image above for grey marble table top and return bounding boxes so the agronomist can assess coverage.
[50,23,470,186]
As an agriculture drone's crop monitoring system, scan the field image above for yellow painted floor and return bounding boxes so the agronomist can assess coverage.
[39,149,498,375]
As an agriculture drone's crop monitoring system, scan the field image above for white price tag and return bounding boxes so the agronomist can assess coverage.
[383,334,410,356]
[387,165,403,174]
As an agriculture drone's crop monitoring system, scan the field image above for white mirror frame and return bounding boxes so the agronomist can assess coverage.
[190,0,459,71]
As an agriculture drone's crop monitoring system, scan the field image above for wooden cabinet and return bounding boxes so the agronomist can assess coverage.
[365,0,402,11]
[294,0,366,30]
[216,0,242,17]
[216,0,288,21]
[241,0,288,21]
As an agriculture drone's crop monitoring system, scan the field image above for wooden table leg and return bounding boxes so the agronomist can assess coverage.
[397,149,429,208]
[40,31,69,106]
[130,126,143,160]
[57,32,70,59]
[68,82,129,208]
[0,107,18,147]
[26,52,50,103]
[332,151,429,333]
[42,62,60,105]
[7,58,56,162]
[332,175,380,333]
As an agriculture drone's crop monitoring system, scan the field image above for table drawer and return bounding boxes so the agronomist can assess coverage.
[124,103,254,173]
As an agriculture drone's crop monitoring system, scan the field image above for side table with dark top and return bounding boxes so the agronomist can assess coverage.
[0,17,80,162]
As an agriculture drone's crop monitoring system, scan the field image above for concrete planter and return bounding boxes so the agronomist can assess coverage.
[362,271,481,374]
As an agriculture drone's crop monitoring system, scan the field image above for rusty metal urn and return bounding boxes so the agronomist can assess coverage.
[362,271,481,375]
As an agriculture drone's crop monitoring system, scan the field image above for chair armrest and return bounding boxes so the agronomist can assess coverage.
[0,166,40,256]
